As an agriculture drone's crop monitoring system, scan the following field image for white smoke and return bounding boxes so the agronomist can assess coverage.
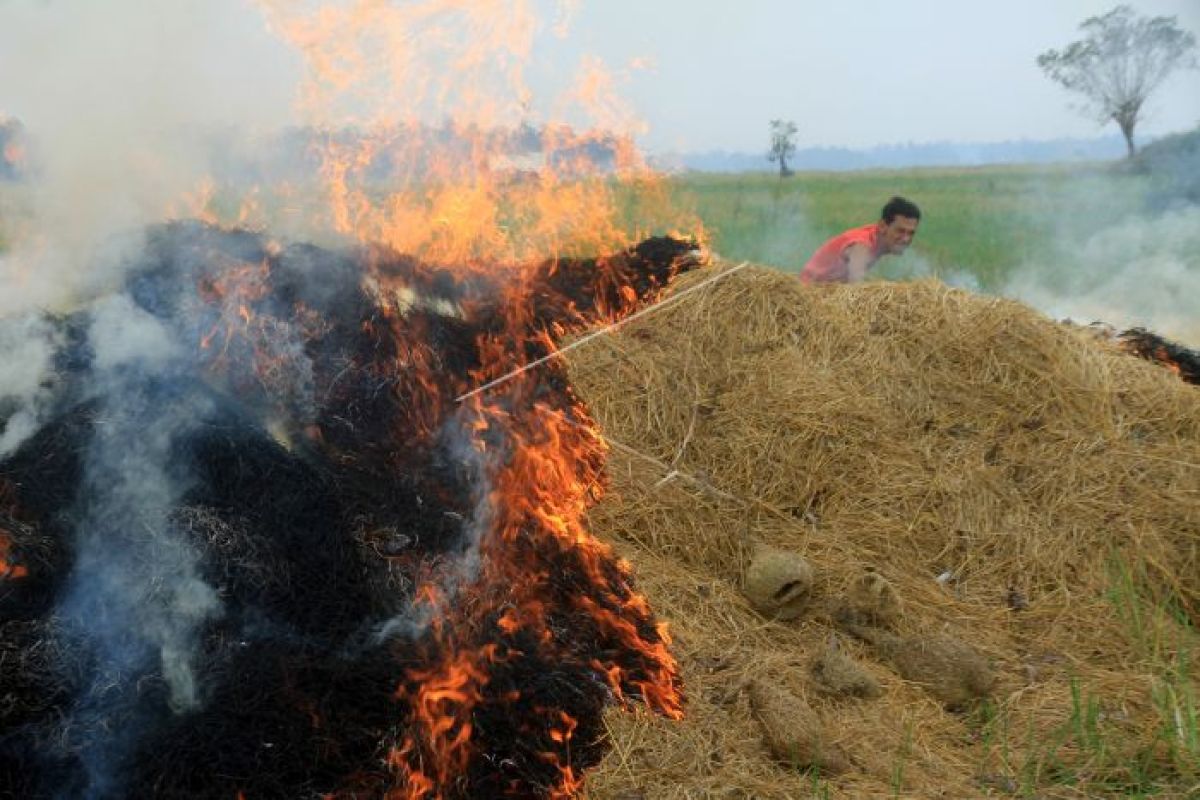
[1003,205,1200,346]
[0,312,59,457]
[74,293,221,706]
[0,0,298,313]
[0,0,301,483]
[56,293,222,793]
[88,292,181,372]
[372,406,491,645]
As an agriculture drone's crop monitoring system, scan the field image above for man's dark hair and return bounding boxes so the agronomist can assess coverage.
[881,196,920,223]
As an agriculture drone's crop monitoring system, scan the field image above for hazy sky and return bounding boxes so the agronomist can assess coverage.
[1,0,1197,156]
[557,0,1200,152]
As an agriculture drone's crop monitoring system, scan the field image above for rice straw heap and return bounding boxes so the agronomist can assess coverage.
[570,263,1200,799]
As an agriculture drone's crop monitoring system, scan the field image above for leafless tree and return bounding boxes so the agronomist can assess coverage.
[767,119,798,178]
[1037,5,1197,158]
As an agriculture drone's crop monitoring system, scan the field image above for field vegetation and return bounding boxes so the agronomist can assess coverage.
[0,158,1187,294]
[663,162,1169,289]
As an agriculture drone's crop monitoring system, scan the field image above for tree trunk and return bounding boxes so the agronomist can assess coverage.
[1118,118,1136,158]
[778,155,788,179]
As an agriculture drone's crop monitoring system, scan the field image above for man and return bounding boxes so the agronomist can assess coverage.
[799,196,920,284]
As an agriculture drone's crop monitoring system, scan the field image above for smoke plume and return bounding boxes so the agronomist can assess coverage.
[0,0,297,312]
[1004,204,1200,346]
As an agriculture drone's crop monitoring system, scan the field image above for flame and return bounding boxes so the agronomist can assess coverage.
[1150,346,1183,377]
[2,140,25,168]
[1117,328,1200,385]
[197,259,268,358]
[169,177,221,226]
[0,481,28,581]
[195,254,320,409]
[181,3,692,795]
[382,263,684,795]
[252,0,687,267]
[0,528,27,580]
[390,647,496,796]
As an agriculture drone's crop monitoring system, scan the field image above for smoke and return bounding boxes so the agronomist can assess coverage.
[0,0,298,312]
[0,0,301,528]
[372,407,491,646]
[56,294,221,796]
[0,312,59,457]
[875,246,984,293]
[1002,204,1200,346]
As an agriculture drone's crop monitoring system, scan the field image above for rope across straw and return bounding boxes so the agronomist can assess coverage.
[455,262,751,403]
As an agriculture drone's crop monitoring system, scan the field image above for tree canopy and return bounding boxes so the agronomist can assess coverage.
[1037,5,1197,157]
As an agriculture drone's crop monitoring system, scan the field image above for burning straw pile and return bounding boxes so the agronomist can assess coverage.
[0,222,696,799]
[569,265,1200,798]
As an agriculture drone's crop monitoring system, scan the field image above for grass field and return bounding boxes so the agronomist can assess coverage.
[0,162,1176,285]
[3,160,1196,342]
[664,163,1163,290]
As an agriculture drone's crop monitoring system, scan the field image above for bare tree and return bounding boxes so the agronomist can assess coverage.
[767,119,798,178]
[1037,5,1197,158]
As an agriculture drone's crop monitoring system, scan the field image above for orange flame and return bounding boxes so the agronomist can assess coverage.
[252,0,689,267]
[217,3,692,795]
[1117,330,1197,384]
[390,646,500,797]
[2,140,25,167]
[1152,346,1183,377]
[195,257,299,392]
[0,528,28,581]
[386,280,683,794]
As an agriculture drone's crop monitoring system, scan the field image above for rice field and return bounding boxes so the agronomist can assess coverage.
[662,163,1163,290]
[3,160,1196,344]
[0,162,1169,284]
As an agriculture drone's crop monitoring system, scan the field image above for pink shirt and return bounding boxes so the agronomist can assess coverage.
[799,223,882,284]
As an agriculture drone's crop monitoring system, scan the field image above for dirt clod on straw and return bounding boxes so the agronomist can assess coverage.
[837,567,904,630]
[748,679,850,775]
[843,623,996,709]
[809,636,882,700]
[742,542,815,620]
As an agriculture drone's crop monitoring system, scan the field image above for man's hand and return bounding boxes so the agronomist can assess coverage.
[844,244,872,282]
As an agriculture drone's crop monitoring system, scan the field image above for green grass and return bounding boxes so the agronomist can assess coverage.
[0,162,1165,294]
[966,557,1199,798]
[890,717,915,798]
[663,163,1165,290]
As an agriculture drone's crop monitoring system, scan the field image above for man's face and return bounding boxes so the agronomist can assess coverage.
[879,215,919,255]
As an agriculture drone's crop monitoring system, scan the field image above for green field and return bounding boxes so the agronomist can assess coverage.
[664,163,1165,290]
[2,160,1194,319]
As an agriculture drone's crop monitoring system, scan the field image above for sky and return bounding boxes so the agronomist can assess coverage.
[555,0,1200,152]
[0,0,1197,157]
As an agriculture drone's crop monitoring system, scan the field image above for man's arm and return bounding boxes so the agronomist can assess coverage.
[843,244,872,282]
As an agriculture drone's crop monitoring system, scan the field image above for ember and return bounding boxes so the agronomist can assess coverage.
[0,222,696,798]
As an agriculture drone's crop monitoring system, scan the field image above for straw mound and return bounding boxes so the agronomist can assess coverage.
[568,265,1200,798]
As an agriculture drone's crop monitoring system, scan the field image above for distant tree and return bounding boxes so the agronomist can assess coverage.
[1037,5,1197,158]
[767,119,798,178]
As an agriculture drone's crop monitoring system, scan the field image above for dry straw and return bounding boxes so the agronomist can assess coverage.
[569,263,1200,799]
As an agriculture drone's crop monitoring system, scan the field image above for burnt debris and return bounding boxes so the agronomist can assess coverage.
[0,221,698,799]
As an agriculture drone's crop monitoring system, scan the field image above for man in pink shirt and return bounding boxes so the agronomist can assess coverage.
[799,196,921,284]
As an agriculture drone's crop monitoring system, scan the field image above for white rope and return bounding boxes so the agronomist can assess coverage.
[454,262,750,403]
